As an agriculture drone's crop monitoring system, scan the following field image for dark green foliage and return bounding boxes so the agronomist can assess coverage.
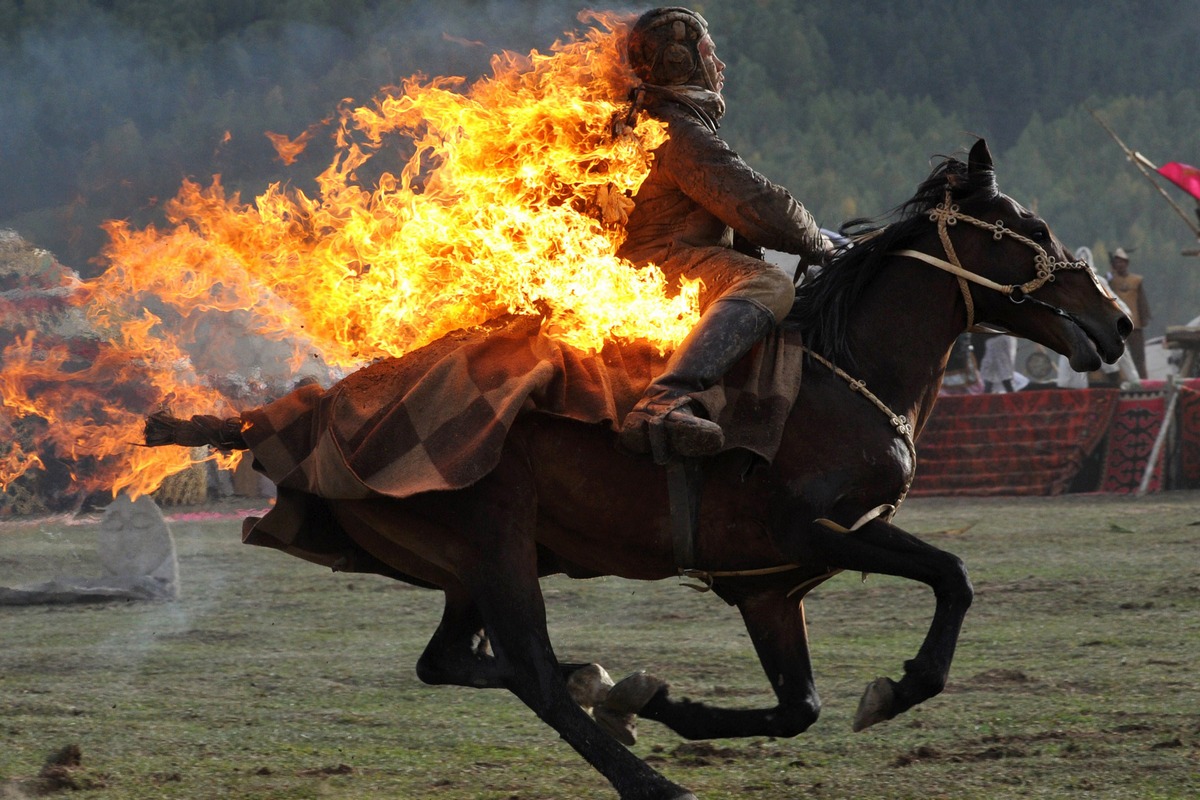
[1,0,1196,333]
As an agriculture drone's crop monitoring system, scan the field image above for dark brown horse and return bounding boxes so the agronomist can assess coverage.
[147,140,1129,800]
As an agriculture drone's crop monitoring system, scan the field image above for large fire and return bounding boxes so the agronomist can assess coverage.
[0,11,698,503]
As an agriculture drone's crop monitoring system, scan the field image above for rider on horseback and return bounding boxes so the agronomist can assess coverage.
[617,7,829,462]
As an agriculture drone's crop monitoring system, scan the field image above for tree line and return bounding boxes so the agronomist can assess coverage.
[2,0,1197,334]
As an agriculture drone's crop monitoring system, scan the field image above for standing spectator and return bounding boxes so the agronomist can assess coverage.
[940,334,983,395]
[978,332,1018,393]
[1106,247,1152,379]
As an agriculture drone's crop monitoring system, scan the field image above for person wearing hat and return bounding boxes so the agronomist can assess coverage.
[1106,247,1152,379]
[615,7,828,462]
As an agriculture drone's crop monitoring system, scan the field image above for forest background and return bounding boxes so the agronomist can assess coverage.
[2,0,1198,338]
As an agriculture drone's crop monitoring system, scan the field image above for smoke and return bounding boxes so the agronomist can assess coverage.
[0,1,614,275]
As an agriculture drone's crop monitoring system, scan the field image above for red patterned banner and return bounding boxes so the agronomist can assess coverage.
[1176,385,1200,488]
[912,389,1119,497]
[1099,390,1166,493]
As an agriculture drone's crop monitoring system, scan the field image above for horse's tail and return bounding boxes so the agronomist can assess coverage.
[144,411,248,451]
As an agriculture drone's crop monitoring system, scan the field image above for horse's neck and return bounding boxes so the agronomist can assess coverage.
[842,266,965,433]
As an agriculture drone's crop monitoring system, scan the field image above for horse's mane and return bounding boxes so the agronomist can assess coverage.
[786,152,999,368]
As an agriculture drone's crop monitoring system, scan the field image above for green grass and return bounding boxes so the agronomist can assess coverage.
[1,493,1198,799]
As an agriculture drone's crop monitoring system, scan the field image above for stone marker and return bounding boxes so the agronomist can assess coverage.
[0,494,179,604]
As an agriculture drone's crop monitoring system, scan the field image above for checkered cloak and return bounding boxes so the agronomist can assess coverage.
[238,314,804,571]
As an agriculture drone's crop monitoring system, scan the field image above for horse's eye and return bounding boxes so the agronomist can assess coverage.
[1030,226,1049,242]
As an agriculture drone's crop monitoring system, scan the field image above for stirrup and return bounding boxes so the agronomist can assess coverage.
[619,402,724,464]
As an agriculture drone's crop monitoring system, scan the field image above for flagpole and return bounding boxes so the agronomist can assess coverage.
[1089,109,1200,239]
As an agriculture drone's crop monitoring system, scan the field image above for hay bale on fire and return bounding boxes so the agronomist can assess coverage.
[0,230,102,515]
[151,447,210,506]
[0,229,333,511]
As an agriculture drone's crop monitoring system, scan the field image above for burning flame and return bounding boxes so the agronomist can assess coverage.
[264,117,331,165]
[264,131,309,166]
[0,11,698,503]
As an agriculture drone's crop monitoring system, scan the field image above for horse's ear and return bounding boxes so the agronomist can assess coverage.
[968,139,994,174]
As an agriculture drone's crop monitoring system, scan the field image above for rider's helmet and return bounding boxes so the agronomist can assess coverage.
[626,7,717,90]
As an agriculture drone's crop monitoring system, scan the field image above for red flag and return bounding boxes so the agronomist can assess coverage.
[1157,161,1200,200]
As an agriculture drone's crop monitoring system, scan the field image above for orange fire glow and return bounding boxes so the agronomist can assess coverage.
[264,117,332,165]
[0,11,698,502]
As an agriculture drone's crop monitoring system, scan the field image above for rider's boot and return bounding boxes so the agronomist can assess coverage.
[618,298,776,462]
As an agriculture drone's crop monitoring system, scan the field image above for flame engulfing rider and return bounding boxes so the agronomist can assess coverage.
[616,7,828,462]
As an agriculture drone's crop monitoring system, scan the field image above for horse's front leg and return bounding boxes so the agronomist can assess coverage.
[783,512,973,730]
[639,584,821,739]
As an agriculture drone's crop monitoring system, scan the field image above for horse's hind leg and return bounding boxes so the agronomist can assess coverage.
[639,584,821,739]
[785,513,973,730]
[421,449,694,800]
[417,586,594,691]
[416,585,503,688]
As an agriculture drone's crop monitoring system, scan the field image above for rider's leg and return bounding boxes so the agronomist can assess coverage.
[619,258,794,461]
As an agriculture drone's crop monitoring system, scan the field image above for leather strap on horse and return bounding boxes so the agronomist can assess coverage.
[667,457,702,574]
[668,352,914,592]
[803,348,916,512]
[666,456,816,592]
[893,190,1091,330]
[666,456,838,592]
[675,506,897,595]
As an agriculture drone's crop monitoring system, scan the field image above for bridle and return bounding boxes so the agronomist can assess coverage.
[894,190,1094,330]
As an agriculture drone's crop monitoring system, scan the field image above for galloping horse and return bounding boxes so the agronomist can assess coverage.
[147,140,1129,800]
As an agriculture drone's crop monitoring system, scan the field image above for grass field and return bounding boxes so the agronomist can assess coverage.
[1,492,1198,799]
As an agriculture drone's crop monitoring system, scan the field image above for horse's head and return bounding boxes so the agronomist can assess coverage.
[917,140,1131,372]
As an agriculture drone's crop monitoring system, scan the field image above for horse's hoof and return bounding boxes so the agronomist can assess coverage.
[603,671,667,714]
[594,705,638,745]
[852,677,895,731]
[566,663,614,712]
[594,671,666,745]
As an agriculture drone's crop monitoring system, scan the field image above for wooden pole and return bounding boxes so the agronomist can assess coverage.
[1137,377,1180,496]
[1089,109,1200,240]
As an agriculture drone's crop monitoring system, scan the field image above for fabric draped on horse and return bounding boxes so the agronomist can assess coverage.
[238,314,805,572]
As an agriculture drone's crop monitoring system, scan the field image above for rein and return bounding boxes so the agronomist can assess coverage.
[894,191,1091,329]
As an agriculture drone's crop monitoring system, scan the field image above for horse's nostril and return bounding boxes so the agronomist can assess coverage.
[1118,316,1133,339]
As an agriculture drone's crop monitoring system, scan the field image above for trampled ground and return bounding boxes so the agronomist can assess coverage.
[1,492,1198,799]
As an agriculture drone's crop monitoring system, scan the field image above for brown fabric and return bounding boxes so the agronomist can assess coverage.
[238,314,805,571]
